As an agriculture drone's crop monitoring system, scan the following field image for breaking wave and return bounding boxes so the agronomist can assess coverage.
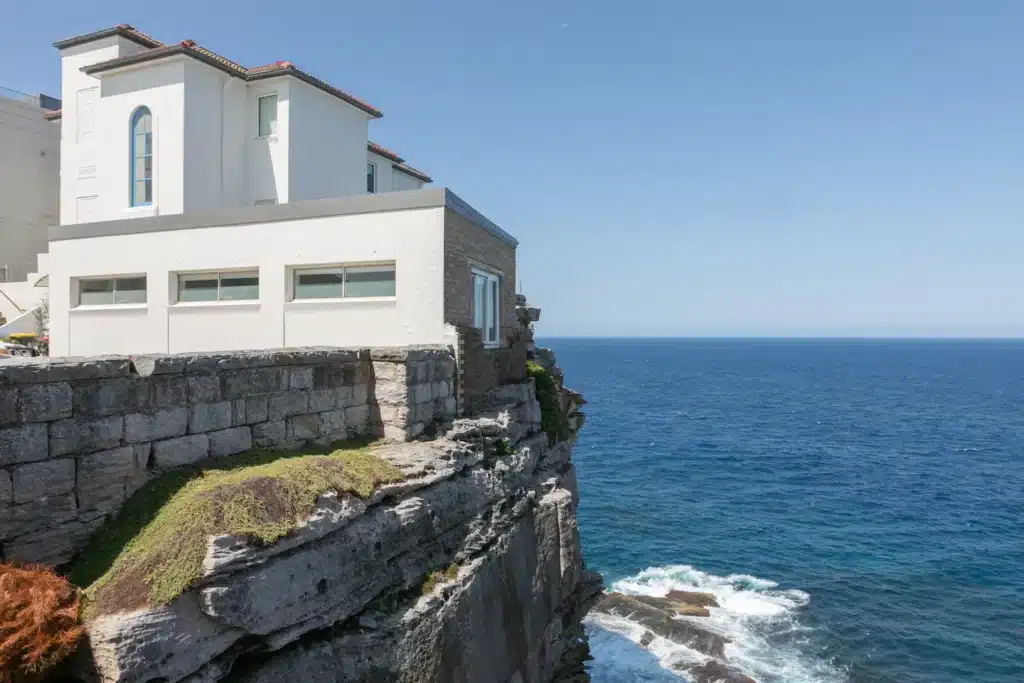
[585,565,848,683]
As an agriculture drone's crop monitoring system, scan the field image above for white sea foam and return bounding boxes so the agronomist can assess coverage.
[585,565,848,683]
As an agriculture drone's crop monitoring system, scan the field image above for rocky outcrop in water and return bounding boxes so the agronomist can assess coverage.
[68,361,598,683]
[590,591,756,683]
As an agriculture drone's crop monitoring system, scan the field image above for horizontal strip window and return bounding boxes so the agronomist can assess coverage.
[293,264,396,300]
[77,276,147,306]
[178,271,259,303]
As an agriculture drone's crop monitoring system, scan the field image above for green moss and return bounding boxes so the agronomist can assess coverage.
[73,440,402,616]
[491,438,514,456]
[420,564,459,596]
[526,361,568,445]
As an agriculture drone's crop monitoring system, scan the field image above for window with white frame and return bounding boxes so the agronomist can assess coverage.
[77,276,147,306]
[257,94,278,138]
[177,271,259,303]
[472,269,501,345]
[293,263,396,300]
[366,162,377,193]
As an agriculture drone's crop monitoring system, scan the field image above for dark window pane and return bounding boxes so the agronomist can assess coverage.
[179,277,218,302]
[115,277,147,304]
[295,271,344,299]
[345,267,395,297]
[79,279,113,306]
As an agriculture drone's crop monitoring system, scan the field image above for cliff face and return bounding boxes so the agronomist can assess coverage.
[74,350,599,683]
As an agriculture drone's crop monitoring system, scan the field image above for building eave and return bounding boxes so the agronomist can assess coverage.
[393,163,433,184]
[81,44,383,118]
[49,188,516,248]
[53,25,162,51]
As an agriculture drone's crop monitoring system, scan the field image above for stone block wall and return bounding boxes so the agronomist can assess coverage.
[454,326,528,416]
[0,346,455,566]
[443,207,517,344]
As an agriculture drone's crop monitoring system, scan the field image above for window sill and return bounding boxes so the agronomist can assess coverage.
[255,135,279,142]
[286,296,397,308]
[171,301,261,310]
[71,303,148,312]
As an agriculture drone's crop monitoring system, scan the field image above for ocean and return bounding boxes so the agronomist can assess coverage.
[543,339,1024,683]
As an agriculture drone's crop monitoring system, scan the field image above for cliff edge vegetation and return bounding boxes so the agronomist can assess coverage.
[72,442,402,616]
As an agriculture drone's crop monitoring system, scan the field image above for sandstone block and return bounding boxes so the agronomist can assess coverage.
[189,402,233,434]
[125,408,188,443]
[73,377,152,418]
[188,373,221,403]
[20,382,73,422]
[12,458,75,504]
[412,383,433,404]
[307,389,336,413]
[4,514,106,566]
[331,386,353,407]
[153,434,210,469]
[372,361,405,383]
[288,414,320,441]
[0,493,77,541]
[50,415,124,456]
[289,367,314,391]
[151,375,188,409]
[318,410,346,441]
[431,381,450,400]
[344,405,370,436]
[268,392,309,421]
[252,420,287,448]
[378,404,409,426]
[208,427,252,457]
[78,445,139,511]
[0,387,18,427]
[0,423,48,465]
[0,469,12,505]
[221,367,288,399]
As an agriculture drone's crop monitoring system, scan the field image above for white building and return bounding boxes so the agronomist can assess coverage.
[48,25,431,225]
[0,88,59,334]
[42,25,515,358]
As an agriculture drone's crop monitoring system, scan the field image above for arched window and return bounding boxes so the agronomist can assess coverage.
[130,107,153,206]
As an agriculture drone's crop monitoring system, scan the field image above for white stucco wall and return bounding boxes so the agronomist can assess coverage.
[392,168,426,192]
[46,206,447,356]
[289,81,369,202]
[247,79,289,204]
[94,61,187,221]
[0,95,59,282]
[58,36,153,226]
[367,151,427,195]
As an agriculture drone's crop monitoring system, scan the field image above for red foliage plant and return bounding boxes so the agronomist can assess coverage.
[0,563,84,683]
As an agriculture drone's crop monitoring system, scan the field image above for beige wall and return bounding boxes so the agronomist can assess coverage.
[443,208,517,344]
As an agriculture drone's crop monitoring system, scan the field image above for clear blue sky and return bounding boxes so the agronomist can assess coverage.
[4,1,1023,337]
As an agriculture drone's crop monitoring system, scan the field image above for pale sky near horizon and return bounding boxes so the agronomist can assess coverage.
[3,1,1023,337]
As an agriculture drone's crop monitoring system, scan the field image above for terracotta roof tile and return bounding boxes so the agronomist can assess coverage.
[66,25,381,118]
[367,141,404,163]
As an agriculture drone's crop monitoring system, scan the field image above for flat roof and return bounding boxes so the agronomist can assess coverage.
[48,188,516,247]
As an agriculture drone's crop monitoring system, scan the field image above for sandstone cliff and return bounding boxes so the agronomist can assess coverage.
[62,350,599,683]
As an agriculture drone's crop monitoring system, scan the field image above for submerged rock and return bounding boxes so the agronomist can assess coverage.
[591,592,729,659]
[684,660,757,683]
[665,589,719,608]
[630,595,712,617]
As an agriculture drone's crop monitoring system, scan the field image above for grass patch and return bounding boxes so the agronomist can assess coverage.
[72,439,402,617]
[526,361,569,445]
[420,565,459,596]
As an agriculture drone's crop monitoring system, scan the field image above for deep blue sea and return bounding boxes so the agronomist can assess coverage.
[544,339,1024,683]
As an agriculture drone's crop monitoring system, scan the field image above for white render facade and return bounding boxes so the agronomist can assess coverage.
[0,89,60,283]
[47,190,517,357]
[41,25,513,358]
[53,26,431,226]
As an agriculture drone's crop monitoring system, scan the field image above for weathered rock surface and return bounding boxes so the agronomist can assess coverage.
[72,363,597,683]
[592,593,729,659]
[591,591,759,683]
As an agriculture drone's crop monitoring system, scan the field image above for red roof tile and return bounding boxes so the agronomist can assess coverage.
[64,25,382,118]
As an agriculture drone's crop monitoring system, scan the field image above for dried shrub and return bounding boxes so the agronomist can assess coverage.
[0,563,83,683]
